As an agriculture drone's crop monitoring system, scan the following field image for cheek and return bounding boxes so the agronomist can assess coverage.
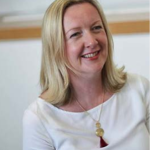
[100,32,108,44]
[101,34,108,51]
[65,45,76,63]
[66,41,82,60]
[99,34,108,59]
[105,37,109,54]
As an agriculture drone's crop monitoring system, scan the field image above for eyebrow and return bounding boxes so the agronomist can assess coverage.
[65,19,102,34]
[91,20,102,26]
[65,27,80,35]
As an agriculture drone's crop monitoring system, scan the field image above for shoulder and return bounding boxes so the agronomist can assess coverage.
[23,98,39,116]
[126,73,149,91]
[23,98,60,125]
[23,98,53,140]
[23,99,55,149]
[23,99,41,128]
[23,98,47,122]
[23,98,50,127]
[125,73,150,100]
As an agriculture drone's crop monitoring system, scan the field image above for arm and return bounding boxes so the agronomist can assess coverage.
[140,76,150,133]
[23,110,55,150]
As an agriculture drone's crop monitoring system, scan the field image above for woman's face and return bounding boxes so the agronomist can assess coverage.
[63,2,108,77]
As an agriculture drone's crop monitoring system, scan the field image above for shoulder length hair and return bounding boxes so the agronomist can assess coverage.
[40,0,127,106]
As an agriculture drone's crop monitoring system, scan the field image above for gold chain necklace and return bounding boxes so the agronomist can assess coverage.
[75,91,108,148]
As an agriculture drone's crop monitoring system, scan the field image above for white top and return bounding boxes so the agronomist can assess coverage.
[23,73,150,150]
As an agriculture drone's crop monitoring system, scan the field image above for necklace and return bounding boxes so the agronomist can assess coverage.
[75,91,108,148]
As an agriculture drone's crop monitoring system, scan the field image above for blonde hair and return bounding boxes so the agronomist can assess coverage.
[40,0,127,106]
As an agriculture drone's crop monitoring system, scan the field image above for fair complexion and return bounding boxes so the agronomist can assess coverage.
[60,2,113,111]
[64,3,108,78]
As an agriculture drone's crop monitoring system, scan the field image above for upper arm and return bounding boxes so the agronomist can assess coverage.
[139,76,150,133]
[23,110,55,150]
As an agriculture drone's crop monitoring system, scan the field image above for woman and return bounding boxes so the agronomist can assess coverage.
[23,0,150,149]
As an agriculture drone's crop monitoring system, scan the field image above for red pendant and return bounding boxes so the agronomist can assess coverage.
[100,137,108,148]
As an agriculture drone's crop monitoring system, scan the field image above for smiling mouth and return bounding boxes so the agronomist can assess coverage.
[81,51,100,58]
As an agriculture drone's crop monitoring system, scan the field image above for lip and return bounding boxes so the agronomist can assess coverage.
[81,50,100,57]
[81,50,101,60]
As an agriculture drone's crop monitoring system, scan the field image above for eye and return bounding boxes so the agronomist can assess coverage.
[92,25,102,31]
[70,32,81,38]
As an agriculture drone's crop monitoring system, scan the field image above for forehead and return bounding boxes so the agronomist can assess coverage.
[63,2,102,29]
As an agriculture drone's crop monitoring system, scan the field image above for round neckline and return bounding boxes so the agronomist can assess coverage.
[38,93,116,115]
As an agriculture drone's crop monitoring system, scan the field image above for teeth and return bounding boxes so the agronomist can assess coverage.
[83,51,98,58]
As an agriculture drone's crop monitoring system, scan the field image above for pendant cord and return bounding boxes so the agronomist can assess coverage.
[75,91,108,148]
[75,91,105,123]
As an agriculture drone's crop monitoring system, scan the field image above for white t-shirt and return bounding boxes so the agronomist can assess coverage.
[23,74,150,150]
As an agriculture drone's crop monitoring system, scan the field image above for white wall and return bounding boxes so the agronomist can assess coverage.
[0,39,41,150]
[113,33,149,79]
[0,0,148,14]
[0,33,149,150]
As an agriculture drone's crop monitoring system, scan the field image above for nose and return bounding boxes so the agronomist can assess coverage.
[84,32,98,49]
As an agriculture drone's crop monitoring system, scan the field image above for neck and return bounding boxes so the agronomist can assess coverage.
[69,72,104,110]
